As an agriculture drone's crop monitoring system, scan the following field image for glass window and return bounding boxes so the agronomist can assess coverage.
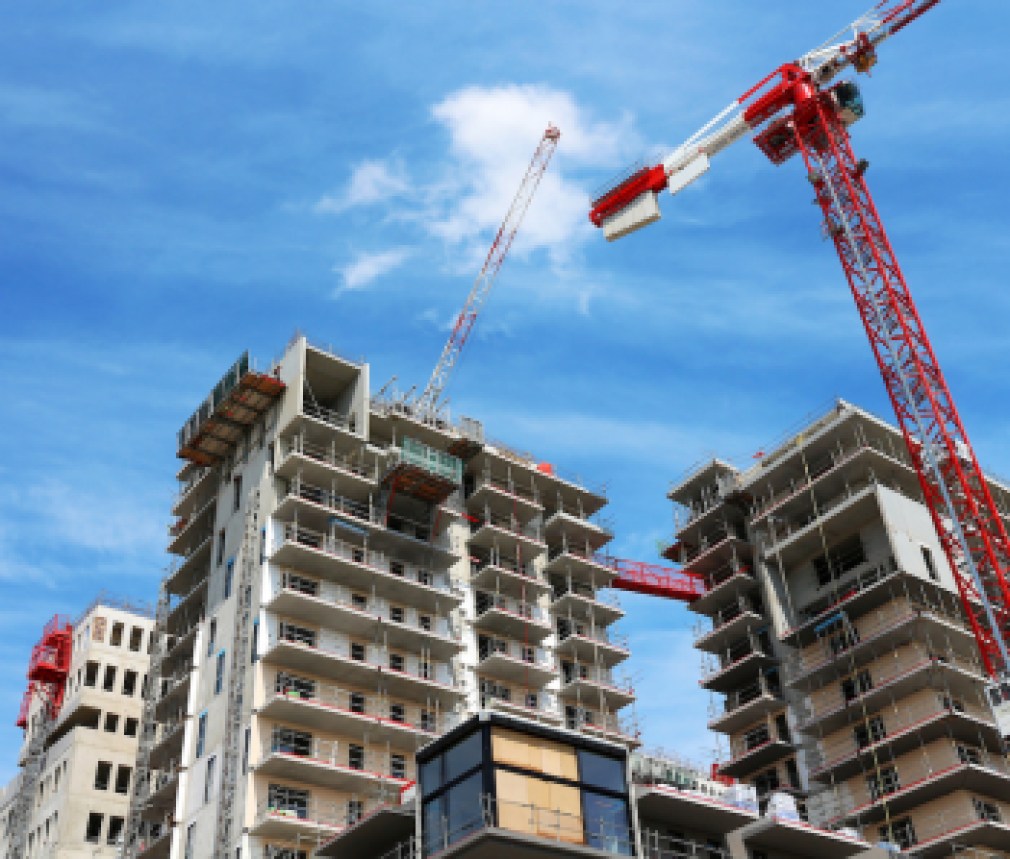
[420,754,442,797]
[577,749,626,793]
[445,771,484,845]
[422,796,445,855]
[444,730,483,783]
[582,791,631,855]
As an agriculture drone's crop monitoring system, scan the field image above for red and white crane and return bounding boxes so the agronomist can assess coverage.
[413,124,561,419]
[590,0,1010,682]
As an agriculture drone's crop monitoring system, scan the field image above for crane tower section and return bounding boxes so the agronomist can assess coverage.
[588,0,1010,681]
[415,124,560,419]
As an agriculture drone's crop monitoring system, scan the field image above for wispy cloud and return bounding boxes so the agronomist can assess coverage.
[314,158,411,215]
[335,247,411,294]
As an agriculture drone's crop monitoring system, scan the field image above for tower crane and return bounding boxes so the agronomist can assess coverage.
[589,0,1010,683]
[412,124,560,419]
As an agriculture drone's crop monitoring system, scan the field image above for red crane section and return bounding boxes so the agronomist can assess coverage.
[600,555,706,602]
[16,615,73,727]
[588,1,1010,682]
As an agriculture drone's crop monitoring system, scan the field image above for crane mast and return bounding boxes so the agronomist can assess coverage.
[590,0,1010,681]
[414,124,560,419]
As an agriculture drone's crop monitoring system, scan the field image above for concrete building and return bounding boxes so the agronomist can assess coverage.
[316,709,896,859]
[131,336,635,859]
[1,599,155,859]
[667,399,1010,856]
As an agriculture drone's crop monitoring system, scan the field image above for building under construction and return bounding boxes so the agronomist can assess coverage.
[669,400,1010,856]
[1,598,155,859]
[123,335,634,859]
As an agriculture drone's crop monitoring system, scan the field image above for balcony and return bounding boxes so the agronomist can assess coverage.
[171,465,216,519]
[478,690,562,725]
[700,632,777,693]
[694,595,764,654]
[476,638,555,685]
[154,662,193,721]
[259,671,455,741]
[275,479,458,556]
[470,556,550,598]
[165,577,208,637]
[256,735,414,793]
[149,715,186,769]
[785,595,975,690]
[558,662,635,709]
[708,675,784,734]
[466,474,542,519]
[900,800,1010,859]
[827,742,1010,827]
[468,507,546,557]
[551,581,624,626]
[545,541,617,585]
[167,495,216,556]
[472,590,551,641]
[270,524,462,612]
[543,504,613,549]
[689,562,759,616]
[720,715,793,778]
[164,531,212,597]
[264,627,465,707]
[779,558,902,647]
[564,707,640,745]
[276,435,378,497]
[143,763,181,813]
[252,799,363,841]
[555,622,629,667]
[663,523,752,576]
[298,400,360,442]
[809,694,1004,783]
[798,651,989,734]
[266,571,463,660]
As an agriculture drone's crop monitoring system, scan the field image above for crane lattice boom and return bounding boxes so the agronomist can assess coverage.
[415,124,560,418]
[589,0,1010,681]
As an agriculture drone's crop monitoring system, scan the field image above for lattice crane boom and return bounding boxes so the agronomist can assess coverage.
[589,1,1010,681]
[414,124,560,418]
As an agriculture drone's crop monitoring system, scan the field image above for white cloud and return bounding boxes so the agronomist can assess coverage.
[427,84,636,263]
[314,158,410,214]
[336,247,411,294]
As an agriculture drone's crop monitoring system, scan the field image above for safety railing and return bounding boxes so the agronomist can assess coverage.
[728,713,791,761]
[470,472,541,505]
[719,675,782,715]
[696,595,762,642]
[559,662,633,693]
[270,624,459,688]
[276,523,458,594]
[704,631,772,679]
[564,707,639,740]
[473,590,547,625]
[812,691,996,777]
[789,595,967,680]
[641,828,730,859]
[273,570,458,640]
[470,506,544,542]
[303,400,356,434]
[280,435,378,481]
[255,798,380,831]
[551,578,622,608]
[788,558,897,632]
[261,735,415,784]
[471,554,541,582]
[267,670,453,734]
[478,637,552,668]
[557,622,629,651]
[750,433,913,523]
[422,793,635,855]
[763,473,886,547]
[282,478,453,550]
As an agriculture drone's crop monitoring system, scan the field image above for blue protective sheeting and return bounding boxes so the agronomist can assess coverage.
[815,611,844,635]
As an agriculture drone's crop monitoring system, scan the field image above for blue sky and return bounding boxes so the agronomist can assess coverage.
[2,1,1009,777]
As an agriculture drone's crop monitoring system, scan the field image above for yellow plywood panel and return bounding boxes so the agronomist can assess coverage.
[495,770,535,835]
[546,783,584,844]
[490,727,578,780]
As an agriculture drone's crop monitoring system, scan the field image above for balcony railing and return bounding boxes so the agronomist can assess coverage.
[557,622,628,651]
[719,675,781,715]
[277,524,458,594]
[560,662,633,693]
[696,595,762,641]
[474,590,547,625]
[262,736,415,784]
[280,436,378,481]
[471,555,541,582]
[469,473,541,506]
[269,625,461,691]
[478,638,552,669]
[470,507,544,543]
[255,798,378,831]
[422,794,634,856]
[564,707,639,740]
[274,570,459,639]
[282,479,453,550]
[303,401,356,434]
[267,670,454,734]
